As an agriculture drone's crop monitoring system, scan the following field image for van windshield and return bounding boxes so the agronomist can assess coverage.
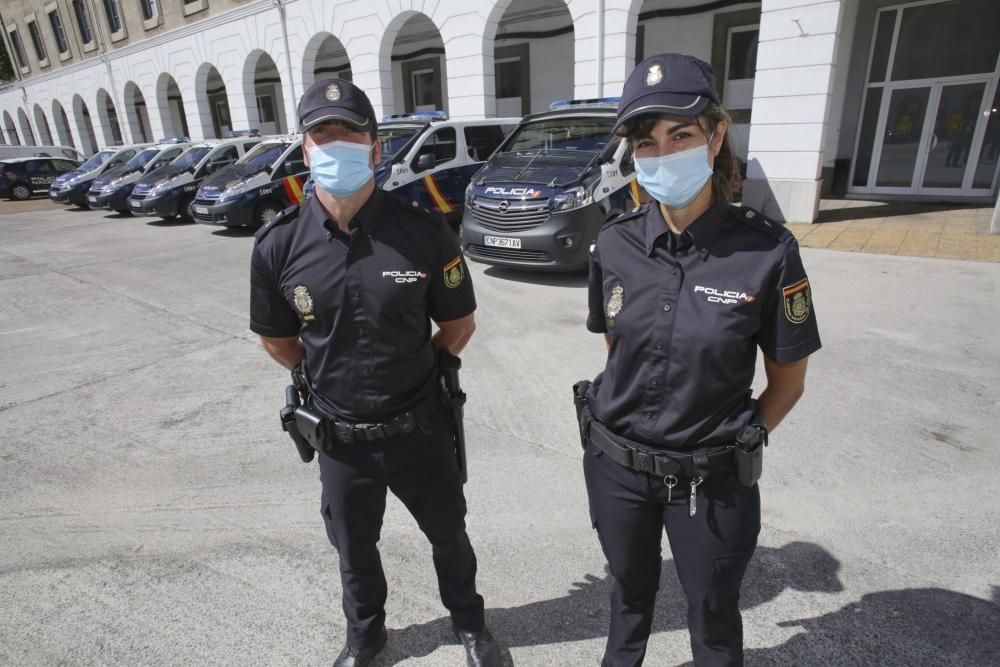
[238,142,288,170]
[125,149,160,169]
[166,146,212,172]
[501,117,616,154]
[78,150,115,171]
[378,126,421,161]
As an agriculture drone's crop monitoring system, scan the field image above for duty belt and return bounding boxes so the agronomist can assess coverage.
[587,419,735,480]
[306,391,439,447]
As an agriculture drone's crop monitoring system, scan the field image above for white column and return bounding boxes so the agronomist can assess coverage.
[743,0,847,223]
[571,0,600,99]
[602,0,638,99]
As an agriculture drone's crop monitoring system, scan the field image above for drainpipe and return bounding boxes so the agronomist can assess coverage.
[87,0,125,144]
[274,0,297,131]
[596,0,604,97]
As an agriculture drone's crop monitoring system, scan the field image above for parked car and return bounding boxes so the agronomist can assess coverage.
[1,156,81,200]
[460,98,643,271]
[86,140,190,214]
[49,144,153,208]
[374,111,519,225]
[128,136,262,220]
[191,135,308,228]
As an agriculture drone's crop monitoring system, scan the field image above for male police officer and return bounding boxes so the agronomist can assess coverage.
[250,79,501,667]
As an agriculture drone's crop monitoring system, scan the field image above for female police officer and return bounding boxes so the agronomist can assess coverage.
[579,54,822,666]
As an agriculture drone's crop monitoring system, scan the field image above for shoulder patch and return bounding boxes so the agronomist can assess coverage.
[254,204,300,242]
[601,203,648,231]
[732,205,792,242]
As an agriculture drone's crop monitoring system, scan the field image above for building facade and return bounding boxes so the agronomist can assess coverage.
[1,0,998,222]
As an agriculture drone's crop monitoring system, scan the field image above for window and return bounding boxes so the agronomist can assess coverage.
[256,95,275,123]
[139,0,157,21]
[102,0,123,36]
[72,0,94,45]
[726,28,758,81]
[7,28,29,71]
[495,58,522,99]
[414,127,456,169]
[26,19,47,64]
[182,0,208,17]
[47,8,70,56]
[279,145,306,176]
[53,159,78,170]
[464,125,506,162]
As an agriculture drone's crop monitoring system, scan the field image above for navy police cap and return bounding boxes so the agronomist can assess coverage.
[298,78,376,132]
[614,53,721,133]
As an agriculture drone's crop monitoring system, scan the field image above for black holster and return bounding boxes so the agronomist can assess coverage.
[439,351,468,485]
[280,368,316,463]
[572,380,593,450]
[734,408,768,487]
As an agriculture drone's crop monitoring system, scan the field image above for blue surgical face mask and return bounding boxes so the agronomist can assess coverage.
[634,142,714,209]
[307,140,374,197]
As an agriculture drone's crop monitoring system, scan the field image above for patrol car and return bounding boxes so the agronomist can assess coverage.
[374,112,519,224]
[49,143,152,208]
[128,136,262,220]
[1,156,81,200]
[460,99,643,271]
[86,140,190,213]
[191,135,308,228]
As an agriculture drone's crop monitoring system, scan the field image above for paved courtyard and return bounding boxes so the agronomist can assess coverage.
[1,202,999,666]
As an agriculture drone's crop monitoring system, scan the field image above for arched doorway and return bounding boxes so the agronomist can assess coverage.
[2,111,19,145]
[302,33,353,89]
[385,13,448,115]
[18,108,36,145]
[491,0,574,116]
[33,104,54,144]
[52,100,75,148]
[156,73,190,139]
[243,51,288,135]
[196,63,231,139]
[72,94,99,155]
[123,82,152,143]
[96,89,124,145]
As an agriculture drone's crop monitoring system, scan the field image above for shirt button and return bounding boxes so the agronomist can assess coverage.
[663,304,671,312]
[646,413,654,420]
[358,328,366,336]
[651,379,659,386]
[656,342,663,350]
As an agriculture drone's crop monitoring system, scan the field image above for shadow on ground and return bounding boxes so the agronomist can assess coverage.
[482,265,587,288]
[211,226,255,238]
[815,200,989,224]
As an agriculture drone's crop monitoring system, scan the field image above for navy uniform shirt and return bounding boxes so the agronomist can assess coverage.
[250,188,475,420]
[586,199,821,450]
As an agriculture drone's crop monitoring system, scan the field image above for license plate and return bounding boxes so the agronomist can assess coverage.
[483,235,521,249]
[87,196,98,204]
[194,206,208,215]
[128,199,141,209]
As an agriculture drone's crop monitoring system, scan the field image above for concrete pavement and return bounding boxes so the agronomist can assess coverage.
[1,204,998,666]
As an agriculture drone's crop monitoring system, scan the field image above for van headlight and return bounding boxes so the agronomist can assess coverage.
[102,177,128,194]
[551,185,594,212]
[218,181,246,202]
[148,178,172,196]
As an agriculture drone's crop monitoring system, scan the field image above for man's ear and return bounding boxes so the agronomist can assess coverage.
[371,140,382,167]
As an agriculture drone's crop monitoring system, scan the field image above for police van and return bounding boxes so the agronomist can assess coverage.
[128,136,262,220]
[49,143,152,208]
[374,112,519,224]
[1,156,81,200]
[191,135,308,228]
[460,99,642,271]
[86,139,190,214]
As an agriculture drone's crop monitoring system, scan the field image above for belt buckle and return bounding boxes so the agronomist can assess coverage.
[335,423,353,444]
[631,448,653,473]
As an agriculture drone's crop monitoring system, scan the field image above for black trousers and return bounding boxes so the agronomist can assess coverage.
[583,442,761,667]
[317,403,485,649]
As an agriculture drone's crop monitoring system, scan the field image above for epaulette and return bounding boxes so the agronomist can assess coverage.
[601,202,649,231]
[732,205,792,242]
[254,204,300,242]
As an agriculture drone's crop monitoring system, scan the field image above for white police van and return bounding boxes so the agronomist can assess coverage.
[191,134,308,228]
[87,139,190,213]
[128,134,262,220]
[460,99,643,271]
[374,111,519,225]
[49,143,153,208]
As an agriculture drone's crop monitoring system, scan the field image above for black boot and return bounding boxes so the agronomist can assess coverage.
[453,624,501,667]
[333,628,387,667]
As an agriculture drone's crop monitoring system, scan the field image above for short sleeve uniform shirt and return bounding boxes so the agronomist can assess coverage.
[586,200,821,450]
[249,189,476,420]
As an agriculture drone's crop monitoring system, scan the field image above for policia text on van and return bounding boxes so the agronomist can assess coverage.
[461,99,642,271]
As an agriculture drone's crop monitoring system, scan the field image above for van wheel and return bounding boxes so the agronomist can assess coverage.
[253,200,282,229]
[604,208,624,223]
[179,194,195,221]
[10,184,32,201]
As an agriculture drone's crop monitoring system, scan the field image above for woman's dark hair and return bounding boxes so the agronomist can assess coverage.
[618,104,742,203]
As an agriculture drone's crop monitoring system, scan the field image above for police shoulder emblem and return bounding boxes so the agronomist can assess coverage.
[782,278,811,324]
[645,63,664,87]
[325,83,341,102]
[606,283,624,328]
[443,256,464,289]
[292,284,316,321]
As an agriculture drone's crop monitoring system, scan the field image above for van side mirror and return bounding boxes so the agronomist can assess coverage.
[285,160,305,175]
[415,153,435,172]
